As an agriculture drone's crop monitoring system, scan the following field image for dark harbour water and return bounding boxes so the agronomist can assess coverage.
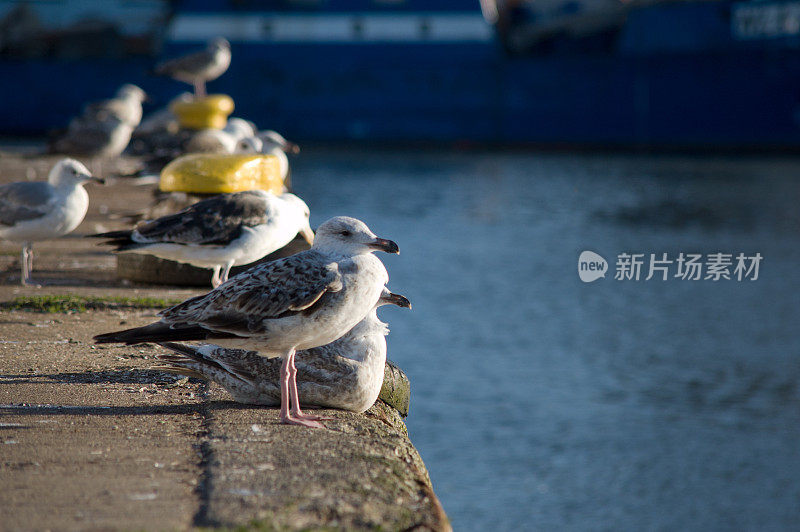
[294,149,800,531]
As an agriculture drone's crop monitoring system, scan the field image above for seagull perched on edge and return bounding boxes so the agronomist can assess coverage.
[94,216,400,428]
[0,159,104,286]
[90,190,314,287]
[154,37,231,98]
[154,289,411,413]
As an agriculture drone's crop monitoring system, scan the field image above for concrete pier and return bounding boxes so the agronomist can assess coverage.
[0,151,448,531]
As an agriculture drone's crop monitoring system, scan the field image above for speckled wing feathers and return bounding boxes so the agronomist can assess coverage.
[134,191,272,246]
[158,250,343,333]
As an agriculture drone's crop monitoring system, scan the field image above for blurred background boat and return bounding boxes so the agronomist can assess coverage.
[3,0,800,148]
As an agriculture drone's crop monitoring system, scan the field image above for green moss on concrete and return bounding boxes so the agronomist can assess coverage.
[379,360,411,417]
[1,295,181,313]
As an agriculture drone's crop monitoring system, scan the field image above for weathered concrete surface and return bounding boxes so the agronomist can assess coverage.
[0,149,448,531]
[0,312,205,531]
[0,311,447,531]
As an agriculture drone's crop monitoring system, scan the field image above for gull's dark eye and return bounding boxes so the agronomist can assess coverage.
[341,230,352,237]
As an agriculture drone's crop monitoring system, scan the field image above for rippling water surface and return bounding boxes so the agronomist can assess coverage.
[294,149,800,531]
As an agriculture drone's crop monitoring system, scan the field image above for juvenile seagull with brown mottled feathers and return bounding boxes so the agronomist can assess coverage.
[154,289,410,413]
[94,216,400,428]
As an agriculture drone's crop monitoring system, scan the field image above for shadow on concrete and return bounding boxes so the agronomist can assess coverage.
[0,368,191,385]
[0,403,204,416]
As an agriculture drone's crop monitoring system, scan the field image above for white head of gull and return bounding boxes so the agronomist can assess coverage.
[223,118,257,140]
[0,158,103,286]
[94,215,400,428]
[258,130,300,155]
[235,131,299,179]
[154,288,411,413]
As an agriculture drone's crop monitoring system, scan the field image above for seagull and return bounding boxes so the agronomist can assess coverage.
[51,116,134,158]
[90,190,314,287]
[78,84,147,128]
[0,159,104,286]
[154,289,411,413]
[184,129,240,154]
[94,216,400,428]
[236,130,300,180]
[223,118,257,140]
[154,37,231,98]
[51,84,147,157]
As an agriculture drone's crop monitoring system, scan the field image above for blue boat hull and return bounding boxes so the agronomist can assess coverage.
[4,0,800,148]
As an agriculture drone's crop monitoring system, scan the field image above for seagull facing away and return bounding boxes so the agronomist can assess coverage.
[94,216,400,428]
[90,190,314,287]
[236,130,300,180]
[154,289,411,413]
[154,37,231,98]
[0,159,104,286]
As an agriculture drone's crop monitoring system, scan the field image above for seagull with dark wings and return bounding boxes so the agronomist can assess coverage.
[94,216,400,428]
[154,289,411,413]
[90,190,314,287]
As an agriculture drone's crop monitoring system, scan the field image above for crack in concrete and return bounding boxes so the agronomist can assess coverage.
[191,381,218,528]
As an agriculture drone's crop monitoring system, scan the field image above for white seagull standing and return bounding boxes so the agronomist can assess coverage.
[0,159,104,286]
[154,37,231,98]
[94,216,400,428]
[91,190,314,287]
[154,289,411,413]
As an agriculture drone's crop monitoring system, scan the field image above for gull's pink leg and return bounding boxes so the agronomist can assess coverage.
[287,350,331,423]
[279,350,324,428]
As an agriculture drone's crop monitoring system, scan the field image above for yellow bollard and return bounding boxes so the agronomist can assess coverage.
[160,153,285,194]
[170,94,235,130]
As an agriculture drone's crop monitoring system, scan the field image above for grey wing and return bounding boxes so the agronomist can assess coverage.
[213,347,281,383]
[0,182,54,226]
[83,99,126,122]
[155,49,213,77]
[133,191,272,246]
[160,251,343,331]
[53,120,114,155]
